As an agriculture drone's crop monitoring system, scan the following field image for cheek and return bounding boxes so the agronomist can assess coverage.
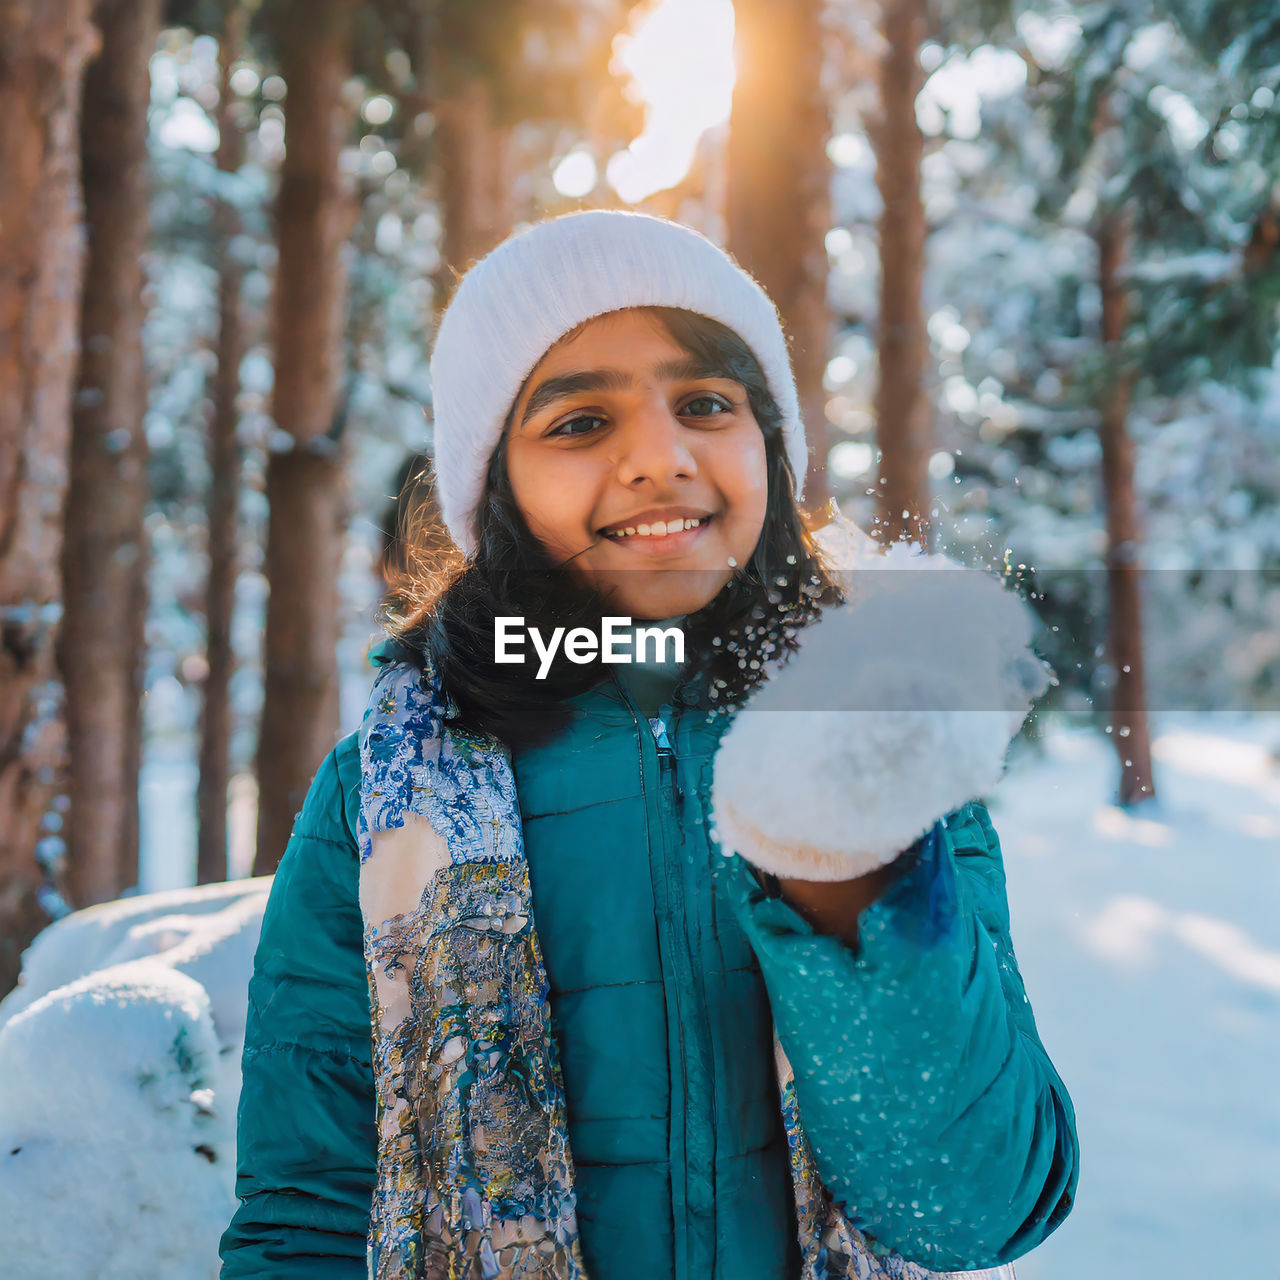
[505,445,560,546]
[506,444,600,556]
[716,431,770,525]
[505,451,540,522]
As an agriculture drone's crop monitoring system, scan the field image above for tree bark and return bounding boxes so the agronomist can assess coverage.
[724,0,833,516]
[0,0,98,994]
[253,0,354,875]
[871,0,932,548]
[1095,211,1155,805]
[57,0,160,910]
[197,6,247,885]
[431,72,520,283]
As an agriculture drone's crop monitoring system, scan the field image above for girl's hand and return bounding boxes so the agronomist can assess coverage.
[710,545,1052,882]
[771,855,918,951]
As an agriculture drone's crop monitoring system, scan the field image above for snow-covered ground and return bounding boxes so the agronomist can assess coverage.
[1,715,1277,1279]
[995,714,1280,1280]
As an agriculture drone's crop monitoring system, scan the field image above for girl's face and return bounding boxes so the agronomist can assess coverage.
[504,309,769,620]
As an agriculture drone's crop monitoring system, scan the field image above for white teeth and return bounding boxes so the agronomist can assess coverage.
[606,516,706,539]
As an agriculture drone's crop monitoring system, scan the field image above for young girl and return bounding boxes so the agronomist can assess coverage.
[219,211,1078,1280]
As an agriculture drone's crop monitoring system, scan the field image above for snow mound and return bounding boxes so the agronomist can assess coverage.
[0,879,271,1280]
[0,878,269,1031]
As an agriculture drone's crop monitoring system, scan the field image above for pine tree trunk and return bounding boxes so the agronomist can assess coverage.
[197,7,247,885]
[57,0,159,910]
[431,72,519,280]
[0,0,97,994]
[253,0,354,875]
[725,0,832,515]
[871,0,931,548]
[1095,211,1155,805]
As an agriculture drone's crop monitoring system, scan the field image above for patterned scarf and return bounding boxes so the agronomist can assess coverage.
[356,648,1016,1280]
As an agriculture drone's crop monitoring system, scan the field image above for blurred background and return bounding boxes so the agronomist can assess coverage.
[1,2,1279,1277]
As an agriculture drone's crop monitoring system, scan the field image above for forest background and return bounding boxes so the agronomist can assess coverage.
[2,0,1279,991]
[3,3,1280,1276]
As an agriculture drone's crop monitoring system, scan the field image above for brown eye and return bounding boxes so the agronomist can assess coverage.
[548,414,606,438]
[682,394,731,417]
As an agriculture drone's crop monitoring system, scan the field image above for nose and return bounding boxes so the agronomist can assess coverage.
[613,395,698,489]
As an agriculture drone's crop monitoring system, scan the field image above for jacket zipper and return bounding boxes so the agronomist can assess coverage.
[665,692,722,1258]
[610,669,707,1279]
[611,669,723,1278]
[650,715,684,802]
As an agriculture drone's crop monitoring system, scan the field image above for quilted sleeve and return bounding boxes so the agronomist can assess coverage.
[727,801,1079,1273]
[219,736,377,1279]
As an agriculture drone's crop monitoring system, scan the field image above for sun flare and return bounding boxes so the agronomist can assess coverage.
[604,0,736,204]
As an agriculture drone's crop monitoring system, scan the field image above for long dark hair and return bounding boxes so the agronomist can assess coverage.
[378,307,843,751]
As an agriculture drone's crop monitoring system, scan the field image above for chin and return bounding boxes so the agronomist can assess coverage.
[597,569,731,621]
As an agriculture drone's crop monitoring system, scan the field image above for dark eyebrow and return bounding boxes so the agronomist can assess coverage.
[518,356,730,429]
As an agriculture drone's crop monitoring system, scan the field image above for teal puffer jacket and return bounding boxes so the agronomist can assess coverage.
[220,653,1078,1278]
[511,660,800,1279]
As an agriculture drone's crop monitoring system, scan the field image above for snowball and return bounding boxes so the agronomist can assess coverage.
[711,519,1054,879]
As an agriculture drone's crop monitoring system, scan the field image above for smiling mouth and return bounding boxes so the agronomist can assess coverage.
[601,514,713,541]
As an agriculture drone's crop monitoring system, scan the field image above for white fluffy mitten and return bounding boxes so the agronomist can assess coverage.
[710,528,1053,881]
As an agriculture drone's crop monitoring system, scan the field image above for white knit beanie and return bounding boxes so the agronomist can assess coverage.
[428,209,808,556]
